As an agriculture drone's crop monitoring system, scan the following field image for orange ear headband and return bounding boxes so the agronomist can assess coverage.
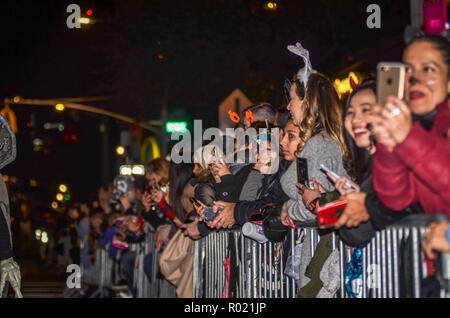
[227,109,255,124]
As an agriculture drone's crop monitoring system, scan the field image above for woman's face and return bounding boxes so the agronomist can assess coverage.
[403,41,450,115]
[68,208,79,219]
[345,88,376,152]
[287,83,305,125]
[192,163,204,177]
[280,120,301,161]
[146,172,162,186]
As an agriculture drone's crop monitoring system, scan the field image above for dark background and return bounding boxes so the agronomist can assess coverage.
[0,0,411,205]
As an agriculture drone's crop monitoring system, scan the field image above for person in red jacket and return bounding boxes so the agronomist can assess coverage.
[369,34,450,216]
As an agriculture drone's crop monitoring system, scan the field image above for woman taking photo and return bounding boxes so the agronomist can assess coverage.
[370,34,450,217]
[280,42,349,222]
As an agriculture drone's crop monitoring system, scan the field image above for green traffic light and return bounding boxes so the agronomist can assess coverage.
[166,122,187,133]
[64,194,71,201]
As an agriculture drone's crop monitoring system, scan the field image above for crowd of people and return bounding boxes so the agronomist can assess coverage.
[36,34,449,298]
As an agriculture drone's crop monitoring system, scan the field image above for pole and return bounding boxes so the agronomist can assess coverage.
[5,97,160,134]
[410,0,423,28]
[160,84,170,158]
[100,117,109,186]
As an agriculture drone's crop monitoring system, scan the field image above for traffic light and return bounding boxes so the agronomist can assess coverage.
[166,121,187,133]
[62,125,80,143]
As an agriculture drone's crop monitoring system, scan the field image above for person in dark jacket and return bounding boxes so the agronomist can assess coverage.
[208,119,296,231]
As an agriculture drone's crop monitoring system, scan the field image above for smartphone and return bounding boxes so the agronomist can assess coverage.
[320,164,355,189]
[203,207,224,223]
[376,62,406,105]
[296,158,310,188]
[317,200,347,229]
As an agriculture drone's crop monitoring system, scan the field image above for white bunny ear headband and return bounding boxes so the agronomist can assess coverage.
[287,42,315,88]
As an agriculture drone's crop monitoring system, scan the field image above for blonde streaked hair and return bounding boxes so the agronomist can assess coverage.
[193,143,225,170]
[292,72,349,161]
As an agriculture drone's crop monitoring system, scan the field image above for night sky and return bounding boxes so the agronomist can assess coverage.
[0,0,410,206]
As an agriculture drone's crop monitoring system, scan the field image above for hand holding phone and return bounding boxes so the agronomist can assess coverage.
[203,206,224,223]
[297,158,312,189]
[320,164,356,190]
[317,199,347,229]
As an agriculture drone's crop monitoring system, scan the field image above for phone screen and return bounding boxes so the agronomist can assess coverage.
[297,158,309,187]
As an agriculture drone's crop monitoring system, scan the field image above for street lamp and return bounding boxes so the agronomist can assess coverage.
[55,103,65,111]
[59,184,67,193]
[116,146,125,156]
[265,2,277,10]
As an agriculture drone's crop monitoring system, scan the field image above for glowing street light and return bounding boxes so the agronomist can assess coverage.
[79,17,90,24]
[132,165,145,175]
[59,184,67,193]
[41,231,48,243]
[56,193,64,201]
[51,201,58,209]
[116,146,125,156]
[55,103,65,111]
[265,2,277,10]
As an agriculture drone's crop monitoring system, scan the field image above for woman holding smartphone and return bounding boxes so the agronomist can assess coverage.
[370,34,450,216]
[280,42,349,222]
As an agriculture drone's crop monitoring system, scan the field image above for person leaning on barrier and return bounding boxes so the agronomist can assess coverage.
[281,42,350,223]
[193,139,254,229]
[321,80,424,247]
[181,147,217,239]
[370,34,450,217]
[207,121,293,238]
[202,125,277,230]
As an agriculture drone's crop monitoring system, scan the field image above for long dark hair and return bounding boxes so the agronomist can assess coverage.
[343,80,376,184]
[168,161,194,221]
[292,72,349,162]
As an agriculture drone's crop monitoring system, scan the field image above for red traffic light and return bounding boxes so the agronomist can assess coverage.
[86,9,93,16]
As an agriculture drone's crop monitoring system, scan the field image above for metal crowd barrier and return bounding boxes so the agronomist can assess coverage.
[193,214,450,298]
[80,223,177,298]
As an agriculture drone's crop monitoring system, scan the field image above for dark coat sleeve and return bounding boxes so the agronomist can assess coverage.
[214,166,251,202]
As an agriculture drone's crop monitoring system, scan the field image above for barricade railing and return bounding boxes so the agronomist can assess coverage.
[193,214,450,298]
[80,224,177,298]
